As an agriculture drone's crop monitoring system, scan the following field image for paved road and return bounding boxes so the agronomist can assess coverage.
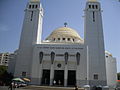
[0,86,116,90]
[2,86,115,90]
[0,86,76,90]
[0,86,26,90]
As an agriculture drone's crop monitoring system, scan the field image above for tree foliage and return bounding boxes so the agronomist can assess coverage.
[0,65,13,85]
[117,72,120,80]
[0,65,7,76]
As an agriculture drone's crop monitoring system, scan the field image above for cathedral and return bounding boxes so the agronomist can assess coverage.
[13,0,108,87]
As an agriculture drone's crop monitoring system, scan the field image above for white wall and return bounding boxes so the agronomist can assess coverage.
[14,0,43,78]
[105,51,117,88]
[31,44,87,86]
[84,1,107,86]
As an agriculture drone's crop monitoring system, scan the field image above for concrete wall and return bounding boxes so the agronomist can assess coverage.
[105,52,117,88]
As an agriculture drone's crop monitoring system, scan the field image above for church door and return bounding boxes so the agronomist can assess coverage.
[68,70,76,86]
[42,70,50,85]
[54,70,64,86]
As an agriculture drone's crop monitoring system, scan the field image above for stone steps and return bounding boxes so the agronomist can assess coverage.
[23,86,85,90]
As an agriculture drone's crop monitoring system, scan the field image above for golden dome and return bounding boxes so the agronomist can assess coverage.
[30,0,40,2]
[88,0,98,2]
[46,27,83,44]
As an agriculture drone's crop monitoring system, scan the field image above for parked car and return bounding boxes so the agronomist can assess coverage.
[12,81,27,88]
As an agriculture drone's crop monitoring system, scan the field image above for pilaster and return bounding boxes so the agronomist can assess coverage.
[64,64,68,87]
[50,64,54,86]
[39,64,43,85]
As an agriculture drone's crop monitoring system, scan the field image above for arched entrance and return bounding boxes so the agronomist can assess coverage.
[42,70,50,85]
[54,70,64,86]
[68,70,76,86]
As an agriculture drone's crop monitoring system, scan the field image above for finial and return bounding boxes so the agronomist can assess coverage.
[64,22,67,27]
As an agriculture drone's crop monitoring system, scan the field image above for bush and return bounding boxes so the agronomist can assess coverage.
[0,65,13,86]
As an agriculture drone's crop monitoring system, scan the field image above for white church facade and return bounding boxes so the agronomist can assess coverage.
[10,0,117,87]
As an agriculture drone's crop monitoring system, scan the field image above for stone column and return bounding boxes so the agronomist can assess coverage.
[50,64,54,86]
[64,64,68,87]
[39,64,43,85]
[76,65,80,86]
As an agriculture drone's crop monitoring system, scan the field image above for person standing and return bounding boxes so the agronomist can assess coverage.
[58,80,61,85]
[8,83,13,90]
[53,80,56,85]
[75,85,78,90]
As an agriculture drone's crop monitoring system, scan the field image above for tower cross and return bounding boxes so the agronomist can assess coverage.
[64,22,67,27]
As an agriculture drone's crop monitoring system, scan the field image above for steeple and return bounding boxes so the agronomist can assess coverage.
[26,0,43,44]
[84,0,107,86]
[14,0,44,78]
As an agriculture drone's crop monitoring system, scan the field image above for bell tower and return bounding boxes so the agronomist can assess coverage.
[14,0,44,78]
[84,0,107,86]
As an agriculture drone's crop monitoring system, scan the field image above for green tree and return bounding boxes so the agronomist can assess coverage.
[117,72,120,80]
[0,65,13,85]
[0,65,7,77]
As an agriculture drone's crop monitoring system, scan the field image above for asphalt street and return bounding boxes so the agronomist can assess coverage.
[0,86,26,90]
[0,86,76,90]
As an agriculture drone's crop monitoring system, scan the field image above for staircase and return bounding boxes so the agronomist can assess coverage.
[23,86,85,90]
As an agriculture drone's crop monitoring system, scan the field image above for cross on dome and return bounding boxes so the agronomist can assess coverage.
[64,22,68,27]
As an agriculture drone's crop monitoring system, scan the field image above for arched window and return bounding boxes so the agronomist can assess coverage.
[92,5,94,9]
[63,38,65,40]
[30,11,33,21]
[76,52,80,65]
[53,38,55,41]
[36,5,38,8]
[96,5,98,9]
[73,39,75,42]
[39,52,43,64]
[93,11,95,22]
[68,38,70,41]
[58,38,60,40]
[29,5,31,9]
[64,52,69,64]
[32,5,34,9]
[89,5,91,9]
[51,52,55,64]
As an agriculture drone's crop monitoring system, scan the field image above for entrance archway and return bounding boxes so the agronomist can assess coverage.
[54,70,64,86]
[68,70,76,86]
[42,70,50,85]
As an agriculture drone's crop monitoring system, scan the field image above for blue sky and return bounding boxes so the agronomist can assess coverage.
[0,0,120,72]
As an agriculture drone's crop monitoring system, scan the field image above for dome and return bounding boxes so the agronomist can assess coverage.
[45,27,83,44]
[88,0,98,2]
[30,0,40,2]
